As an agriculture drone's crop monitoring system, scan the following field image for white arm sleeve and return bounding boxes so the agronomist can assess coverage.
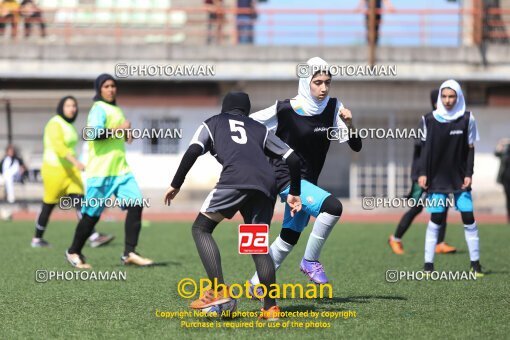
[333,100,345,129]
[250,101,279,131]
[420,116,427,142]
[468,112,480,145]
[333,99,349,143]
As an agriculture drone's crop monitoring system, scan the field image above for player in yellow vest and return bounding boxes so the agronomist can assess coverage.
[31,96,114,248]
[66,74,153,268]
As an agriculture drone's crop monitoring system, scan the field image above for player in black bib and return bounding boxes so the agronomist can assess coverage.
[249,57,362,287]
[388,89,456,255]
[418,79,483,276]
[164,91,303,320]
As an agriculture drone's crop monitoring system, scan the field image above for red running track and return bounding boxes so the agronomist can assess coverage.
[8,210,508,224]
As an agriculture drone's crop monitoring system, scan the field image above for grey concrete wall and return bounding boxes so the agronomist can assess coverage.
[2,43,509,63]
[1,44,510,82]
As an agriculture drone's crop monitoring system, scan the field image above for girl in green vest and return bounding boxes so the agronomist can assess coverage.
[66,74,153,268]
[32,96,114,248]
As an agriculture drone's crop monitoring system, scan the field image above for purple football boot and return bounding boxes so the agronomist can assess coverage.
[300,258,329,284]
[247,280,264,301]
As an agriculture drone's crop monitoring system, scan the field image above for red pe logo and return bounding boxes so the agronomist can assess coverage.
[238,224,269,254]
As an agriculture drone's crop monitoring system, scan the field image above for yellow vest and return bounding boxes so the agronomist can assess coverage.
[43,115,78,168]
[86,101,130,180]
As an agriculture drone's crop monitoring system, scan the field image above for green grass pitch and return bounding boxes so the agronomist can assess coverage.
[1,220,509,339]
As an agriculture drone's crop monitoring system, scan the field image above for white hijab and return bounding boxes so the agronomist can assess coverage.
[433,79,466,121]
[291,57,331,116]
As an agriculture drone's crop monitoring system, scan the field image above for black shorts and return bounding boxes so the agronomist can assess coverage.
[200,188,275,225]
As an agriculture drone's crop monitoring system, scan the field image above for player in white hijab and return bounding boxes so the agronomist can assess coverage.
[249,57,361,287]
[418,79,482,276]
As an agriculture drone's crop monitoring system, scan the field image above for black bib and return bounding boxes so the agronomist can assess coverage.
[271,98,337,191]
[422,111,471,193]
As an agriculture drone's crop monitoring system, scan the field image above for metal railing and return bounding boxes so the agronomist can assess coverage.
[0,4,508,46]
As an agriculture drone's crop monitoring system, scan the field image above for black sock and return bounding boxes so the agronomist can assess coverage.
[88,228,99,241]
[124,206,143,256]
[35,203,56,238]
[280,228,301,246]
[503,181,510,222]
[437,221,447,244]
[437,208,449,244]
[191,213,224,289]
[394,206,423,239]
[252,253,277,310]
[69,193,83,220]
[68,214,99,254]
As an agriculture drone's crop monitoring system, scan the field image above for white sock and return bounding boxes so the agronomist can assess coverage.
[303,212,339,261]
[251,236,293,285]
[425,220,441,263]
[89,231,100,241]
[464,222,480,261]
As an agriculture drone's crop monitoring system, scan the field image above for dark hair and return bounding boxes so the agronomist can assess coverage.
[430,89,439,110]
[93,73,117,105]
[57,96,79,123]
